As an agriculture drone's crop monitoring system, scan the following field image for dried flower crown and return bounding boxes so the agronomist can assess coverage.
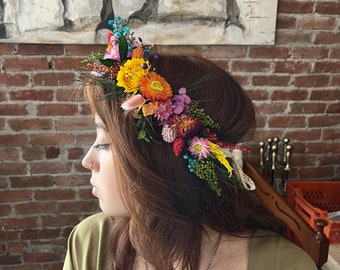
[81,17,255,195]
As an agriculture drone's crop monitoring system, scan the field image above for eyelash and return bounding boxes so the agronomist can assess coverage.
[93,144,110,151]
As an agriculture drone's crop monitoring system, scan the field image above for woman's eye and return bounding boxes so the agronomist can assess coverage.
[93,144,110,151]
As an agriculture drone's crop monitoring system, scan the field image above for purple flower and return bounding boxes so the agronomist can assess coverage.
[172,87,191,114]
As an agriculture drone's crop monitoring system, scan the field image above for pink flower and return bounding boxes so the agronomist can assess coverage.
[121,94,145,111]
[188,137,210,160]
[172,87,191,114]
[153,100,173,121]
[104,34,121,61]
[161,124,177,143]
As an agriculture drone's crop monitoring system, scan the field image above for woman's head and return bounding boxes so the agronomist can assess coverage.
[82,54,256,221]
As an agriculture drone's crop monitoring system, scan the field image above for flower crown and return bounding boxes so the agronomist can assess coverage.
[81,17,255,195]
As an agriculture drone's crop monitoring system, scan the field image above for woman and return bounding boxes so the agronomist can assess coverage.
[63,18,317,270]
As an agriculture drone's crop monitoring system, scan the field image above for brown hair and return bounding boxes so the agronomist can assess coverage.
[84,54,283,270]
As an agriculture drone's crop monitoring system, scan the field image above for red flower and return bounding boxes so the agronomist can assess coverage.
[176,115,202,139]
[173,138,185,156]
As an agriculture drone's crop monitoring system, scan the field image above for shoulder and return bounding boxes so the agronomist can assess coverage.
[63,212,112,270]
[71,212,110,236]
[248,230,317,270]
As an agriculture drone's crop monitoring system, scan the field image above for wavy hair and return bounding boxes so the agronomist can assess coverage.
[83,54,283,270]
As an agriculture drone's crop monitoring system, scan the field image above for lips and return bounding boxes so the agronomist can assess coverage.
[90,178,98,197]
[92,186,98,197]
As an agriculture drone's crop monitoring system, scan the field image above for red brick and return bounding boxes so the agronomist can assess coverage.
[314,61,340,73]
[37,103,77,116]
[0,148,19,161]
[41,214,81,227]
[275,30,312,45]
[22,147,44,161]
[0,255,22,265]
[245,89,269,101]
[268,116,306,128]
[274,61,310,73]
[327,103,340,114]
[294,75,329,87]
[10,175,54,188]
[331,75,340,86]
[32,72,75,86]
[34,189,76,201]
[331,47,340,59]
[249,47,289,59]
[23,252,61,263]
[202,46,246,59]
[212,60,229,72]
[0,134,29,146]
[21,229,60,241]
[0,74,29,87]
[254,102,287,114]
[65,44,105,56]
[53,57,84,70]
[74,133,96,146]
[308,115,339,127]
[0,190,31,203]
[323,129,340,140]
[298,16,336,30]
[252,75,290,86]
[0,217,37,229]
[0,205,10,216]
[278,1,314,13]
[0,104,28,116]
[8,118,52,131]
[306,142,325,154]
[56,88,78,102]
[10,90,53,101]
[30,162,73,174]
[67,147,84,159]
[276,15,297,29]
[325,143,340,153]
[310,90,340,100]
[18,44,63,55]
[58,201,98,213]
[314,32,340,45]
[7,242,27,253]
[272,89,308,101]
[156,45,203,57]
[4,57,49,71]
[291,47,329,59]
[299,166,334,179]
[0,163,27,175]
[289,103,326,114]
[0,44,17,54]
[55,117,97,130]
[316,2,340,15]
[79,188,94,200]
[232,61,271,73]
[15,202,56,215]
[45,146,60,159]
[31,133,73,145]
[54,174,89,186]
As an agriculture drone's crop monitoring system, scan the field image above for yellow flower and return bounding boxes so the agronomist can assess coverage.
[140,72,172,101]
[208,142,233,176]
[116,58,150,94]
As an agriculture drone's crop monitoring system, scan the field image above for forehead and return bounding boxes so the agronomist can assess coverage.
[94,115,107,131]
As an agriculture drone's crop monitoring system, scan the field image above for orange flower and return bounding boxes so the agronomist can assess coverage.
[140,72,172,101]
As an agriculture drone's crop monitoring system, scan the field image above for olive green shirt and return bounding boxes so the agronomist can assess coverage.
[63,212,317,270]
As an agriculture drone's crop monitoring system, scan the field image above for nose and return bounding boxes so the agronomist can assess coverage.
[82,148,93,170]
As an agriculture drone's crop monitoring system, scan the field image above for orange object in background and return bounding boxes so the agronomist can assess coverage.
[286,181,340,244]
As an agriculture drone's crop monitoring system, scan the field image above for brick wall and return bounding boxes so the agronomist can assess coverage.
[0,1,339,269]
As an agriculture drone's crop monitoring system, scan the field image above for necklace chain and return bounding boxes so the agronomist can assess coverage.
[144,232,222,270]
